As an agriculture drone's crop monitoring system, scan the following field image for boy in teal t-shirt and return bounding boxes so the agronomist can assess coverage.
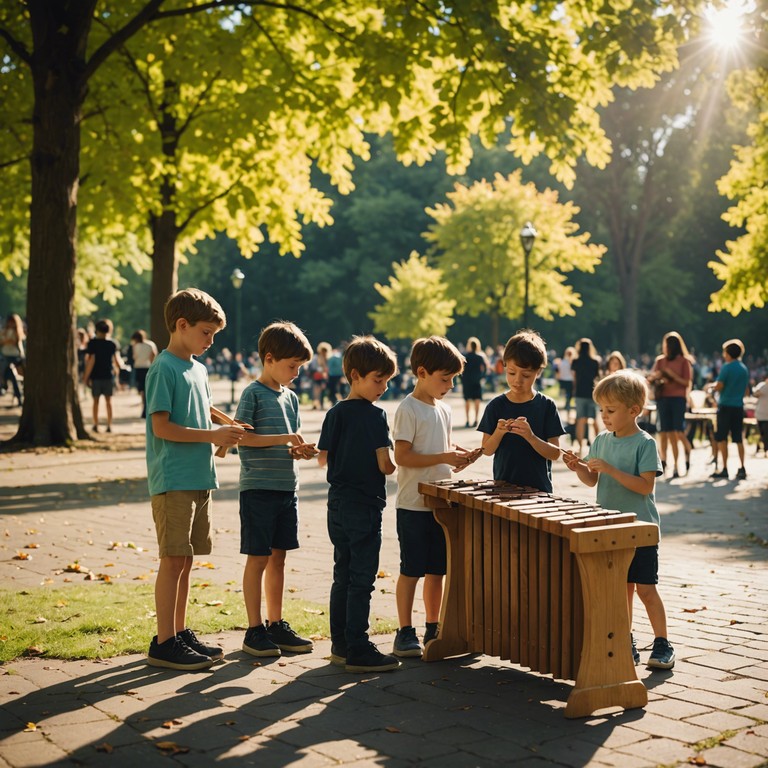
[145,288,246,671]
[563,370,674,671]
[709,338,750,481]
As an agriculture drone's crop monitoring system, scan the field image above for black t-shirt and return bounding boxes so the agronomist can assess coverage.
[317,399,392,508]
[463,351,486,385]
[477,392,565,493]
[86,337,118,380]
[571,356,600,398]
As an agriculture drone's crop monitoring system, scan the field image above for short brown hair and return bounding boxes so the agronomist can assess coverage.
[165,288,226,335]
[410,336,464,375]
[593,370,648,410]
[258,321,312,362]
[723,338,744,359]
[503,330,547,370]
[343,336,398,380]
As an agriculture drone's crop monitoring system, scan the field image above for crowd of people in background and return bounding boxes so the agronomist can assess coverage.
[2,312,767,467]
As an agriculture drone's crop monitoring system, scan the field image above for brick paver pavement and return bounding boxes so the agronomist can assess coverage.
[1,381,766,767]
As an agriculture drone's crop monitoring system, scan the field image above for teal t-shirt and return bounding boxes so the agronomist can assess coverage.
[716,359,749,407]
[585,429,662,528]
[236,380,301,492]
[145,350,217,496]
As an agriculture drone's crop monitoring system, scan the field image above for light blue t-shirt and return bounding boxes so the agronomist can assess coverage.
[145,350,217,496]
[585,429,662,528]
[236,381,301,492]
[717,359,749,407]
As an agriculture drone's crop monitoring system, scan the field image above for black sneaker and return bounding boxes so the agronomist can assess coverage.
[736,467,747,480]
[711,469,728,480]
[242,624,281,657]
[647,637,675,670]
[393,626,422,658]
[329,642,347,667]
[345,642,400,673]
[266,619,313,653]
[147,635,213,670]
[631,633,640,666]
[178,628,223,660]
[424,622,440,645]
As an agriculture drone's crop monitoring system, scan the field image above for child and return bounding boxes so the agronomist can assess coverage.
[562,370,675,670]
[708,339,750,480]
[754,373,768,456]
[478,330,565,492]
[146,288,246,670]
[317,336,400,672]
[236,321,317,657]
[83,319,124,433]
[392,336,475,658]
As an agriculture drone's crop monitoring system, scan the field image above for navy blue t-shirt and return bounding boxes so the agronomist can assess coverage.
[477,392,565,492]
[318,399,392,509]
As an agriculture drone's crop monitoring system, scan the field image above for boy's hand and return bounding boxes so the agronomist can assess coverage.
[562,449,586,472]
[495,418,512,434]
[213,425,246,447]
[507,416,532,440]
[585,458,612,475]
[451,446,483,473]
[289,442,319,460]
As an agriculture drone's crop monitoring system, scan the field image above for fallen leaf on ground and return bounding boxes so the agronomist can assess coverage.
[205,600,223,606]
[385,726,401,733]
[194,561,215,569]
[302,608,323,615]
[25,543,40,549]
[13,552,31,561]
[95,743,114,753]
[682,606,706,613]
[24,723,37,732]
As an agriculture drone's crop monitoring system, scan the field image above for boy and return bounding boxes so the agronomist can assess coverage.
[146,289,246,670]
[563,370,675,670]
[478,330,565,492]
[236,321,317,658]
[392,336,475,658]
[83,318,124,433]
[709,339,750,480]
[317,336,400,672]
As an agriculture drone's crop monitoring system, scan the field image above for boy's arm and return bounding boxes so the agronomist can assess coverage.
[562,450,598,487]
[317,449,328,468]
[481,420,508,456]
[376,446,396,475]
[151,411,245,447]
[585,458,656,496]
[112,349,124,377]
[394,439,469,469]
[82,354,95,383]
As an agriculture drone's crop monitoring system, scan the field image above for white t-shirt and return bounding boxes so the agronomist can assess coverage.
[133,340,158,369]
[393,394,452,511]
[754,381,768,421]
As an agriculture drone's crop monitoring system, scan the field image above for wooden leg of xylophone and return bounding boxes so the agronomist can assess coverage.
[423,503,470,661]
[565,523,659,718]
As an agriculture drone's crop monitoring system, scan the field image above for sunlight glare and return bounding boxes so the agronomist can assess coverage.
[704,1,752,50]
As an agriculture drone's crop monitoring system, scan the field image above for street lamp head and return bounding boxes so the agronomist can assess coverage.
[519,221,537,255]
[230,268,245,290]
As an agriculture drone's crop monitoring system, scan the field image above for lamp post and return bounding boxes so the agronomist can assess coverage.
[519,221,537,328]
[229,268,245,408]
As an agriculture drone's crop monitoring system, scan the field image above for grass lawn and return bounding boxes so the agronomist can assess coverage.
[0,582,397,663]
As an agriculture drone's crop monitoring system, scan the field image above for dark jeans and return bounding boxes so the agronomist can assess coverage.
[2,355,22,401]
[327,498,382,652]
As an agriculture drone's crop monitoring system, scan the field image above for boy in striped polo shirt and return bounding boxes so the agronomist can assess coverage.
[236,321,316,657]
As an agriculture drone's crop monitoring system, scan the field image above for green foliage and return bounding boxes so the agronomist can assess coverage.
[710,65,768,313]
[425,171,604,324]
[371,251,455,339]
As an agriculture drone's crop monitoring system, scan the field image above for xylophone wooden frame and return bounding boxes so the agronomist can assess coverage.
[418,478,660,718]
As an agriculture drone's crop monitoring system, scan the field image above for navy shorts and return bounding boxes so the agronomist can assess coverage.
[575,397,596,420]
[657,396,686,432]
[627,545,659,585]
[239,489,299,556]
[91,378,115,397]
[396,508,446,577]
[715,405,744,443]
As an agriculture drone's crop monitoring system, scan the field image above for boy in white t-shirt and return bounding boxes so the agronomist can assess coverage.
[392,336,475,658]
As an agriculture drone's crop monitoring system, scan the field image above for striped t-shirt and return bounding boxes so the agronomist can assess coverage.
[236,380,301,492]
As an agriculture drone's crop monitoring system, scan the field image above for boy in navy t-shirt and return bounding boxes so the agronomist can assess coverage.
[318,336,400,673]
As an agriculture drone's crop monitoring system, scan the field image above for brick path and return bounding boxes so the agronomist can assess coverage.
[1,381,767,767]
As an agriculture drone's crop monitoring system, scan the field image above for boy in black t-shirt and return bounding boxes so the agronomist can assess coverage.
[317,336,400,673]
[478,330,565,492]
[83,319,123,433]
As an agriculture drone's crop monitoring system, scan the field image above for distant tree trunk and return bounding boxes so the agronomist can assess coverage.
[12,5,94,446]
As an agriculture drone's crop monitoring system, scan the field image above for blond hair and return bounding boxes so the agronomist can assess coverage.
[593,370,648,410]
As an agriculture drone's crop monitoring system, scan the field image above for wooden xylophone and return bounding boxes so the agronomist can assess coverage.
[418,478,659,718]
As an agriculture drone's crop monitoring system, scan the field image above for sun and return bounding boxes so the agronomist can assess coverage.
[704,1,752,50]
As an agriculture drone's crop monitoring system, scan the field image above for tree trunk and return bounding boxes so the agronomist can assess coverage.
[150,208,179,350]
[12,4,95,446]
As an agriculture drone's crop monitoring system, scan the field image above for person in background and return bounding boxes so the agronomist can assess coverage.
[1,313,25,406]
[131,329,157,419]
[753,371,768,456]
[571,338,601,456]
[461,336,487,428]
[555,345,575,416]
[83,319,123,433]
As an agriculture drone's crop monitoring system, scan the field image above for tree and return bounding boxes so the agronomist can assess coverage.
[425,172,605,347]
[370,252,455,340]
[709,63,768,314]
[0,1,687,446]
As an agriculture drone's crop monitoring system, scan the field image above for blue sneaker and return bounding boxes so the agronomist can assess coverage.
[647,637,675,669]
[393,626,422,658]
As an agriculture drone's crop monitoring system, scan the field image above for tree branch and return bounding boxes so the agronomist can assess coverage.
[0,26,31,65]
